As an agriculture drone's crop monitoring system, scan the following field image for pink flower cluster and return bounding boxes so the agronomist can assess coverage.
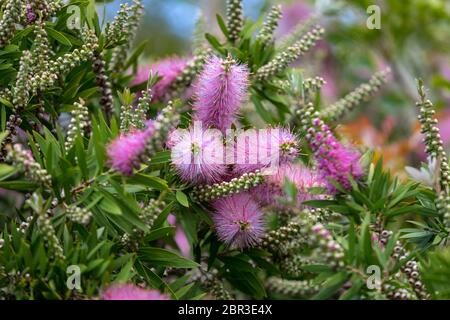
[252,163,325,207]
[233,127,298,176]
[308,118,363,192]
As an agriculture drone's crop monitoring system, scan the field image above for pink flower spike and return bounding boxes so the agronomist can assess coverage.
[107,128,152,176]
[308,124,363,193]
[212,193,265,249]
[101,284,169,300]
[133,57,187,102]
[194,55,249,132]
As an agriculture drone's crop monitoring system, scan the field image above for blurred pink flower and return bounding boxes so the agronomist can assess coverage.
[107,124,154,175]
[101,284,169,300]
[308,119,363,192]
[277,2,311,36]
[133,57,187,102]
[168,214,190,257]
[251,163,325,207]
[232,127,298,176]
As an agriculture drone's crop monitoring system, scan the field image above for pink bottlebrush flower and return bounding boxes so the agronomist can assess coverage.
[308,118,363,192]
[101,284,169,300]
[133,57,187,102]
[233,127,298,176]
[168,122,227,184]
[252,163,325,207]
[168,214,191,257]
[107,125,154,176]
[194,55,249,132]
[277,2,311,36]
[212,193,265,249]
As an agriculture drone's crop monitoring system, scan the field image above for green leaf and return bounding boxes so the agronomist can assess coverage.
[125,41,148,70]
[216,14,230,39]
[45,27,72,46]
[251,95,274,123]
[205,33,226,55]
[0,180,38,191]
[0,97,13,109]
[126,173,169,191]
[0,164,17,181]
[75,135,88,180]
[176,190,189,208]
[145,226,176,242]
[114,257,135,283]
[312,271,348,300]
[224,269,266,299]
[138,247,199,268]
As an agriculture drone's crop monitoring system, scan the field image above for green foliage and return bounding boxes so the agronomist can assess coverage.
[0,0,448,301]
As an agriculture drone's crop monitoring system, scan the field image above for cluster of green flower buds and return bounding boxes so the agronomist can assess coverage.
[12,28,99,110]
[25,0,63,22]
[255,25,324,82]
[435,192,450,228]
[26,194,64,260]
[65,205,92,225]
[297,103,319,132]
[266,277,319,297]
[0,114,22,161]
[379,230,429,300]
[140,199,166,228]
[6,143,52,188]
[144,101,180,158]
[120,199,166,250]
[320,69,390,122]
[191,170,265,202]
[260,220,307,254]
[304,77,326,95]
[0,0,22,48]
[416,81,450,227]
[381,281,415,300]
[132,89,153,130]
[31,24,53,73]
[36,212,65,260]
[191,265,234,300]
[109,0,144,73]
[226,0,243,43]
[279,255,313,277]
[51,28,98,75]
[12,50,33,109]
[203,275,234,300]
[256,5,282,45]
[105,0,143,48]
[65,100,90,151]
[277,17,318,51]
[310,223,345,268]
[169,49,212,97]
[417,82,450,186]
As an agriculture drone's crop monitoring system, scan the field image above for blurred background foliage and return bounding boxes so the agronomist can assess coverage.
[96,0,450,173]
